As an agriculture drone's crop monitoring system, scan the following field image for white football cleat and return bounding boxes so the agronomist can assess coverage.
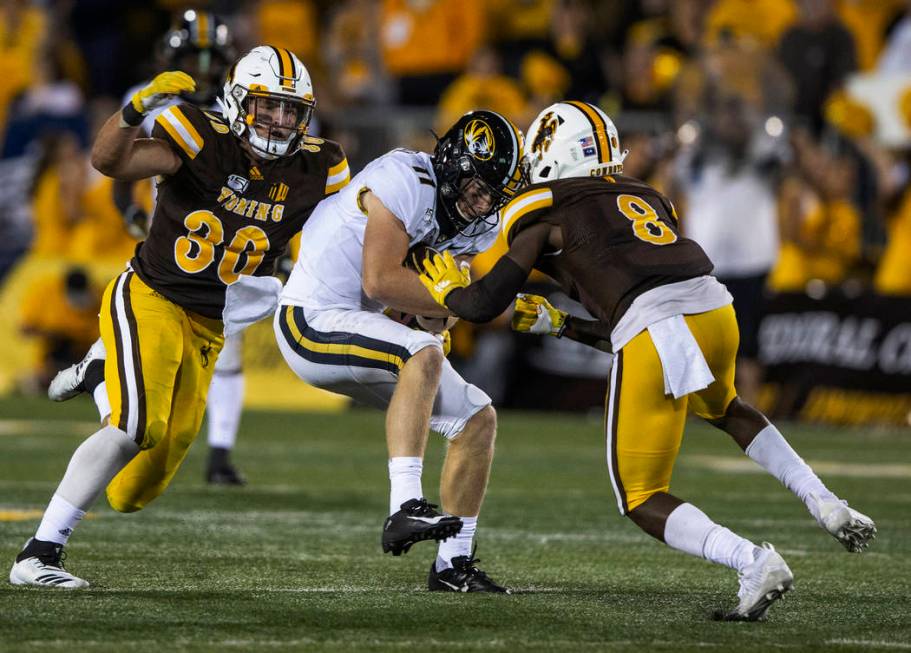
[48,338,106,402]
[9,539,89,589]
[718,543,793,621]
[811,494,877,553]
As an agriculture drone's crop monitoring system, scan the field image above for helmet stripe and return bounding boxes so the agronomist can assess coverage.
[279,48,296,89]
[500,115,522,194]
[197,12,210,48]
[269,45,285,78]
[565,101,611,165]
[269,45,296,90]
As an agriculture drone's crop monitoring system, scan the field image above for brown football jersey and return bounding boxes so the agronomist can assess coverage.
[502,175,713,330]
[132,103,349,319]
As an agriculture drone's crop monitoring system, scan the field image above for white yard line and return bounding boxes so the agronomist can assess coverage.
[683,454,911,479]
[826,640,911,649]
[0,419,99,436]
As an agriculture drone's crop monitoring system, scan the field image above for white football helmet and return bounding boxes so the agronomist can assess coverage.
[524,101,628,183]
[220,45,315,159]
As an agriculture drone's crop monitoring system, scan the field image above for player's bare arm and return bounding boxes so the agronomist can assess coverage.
[361,191,451,318]
[91,71,194,180]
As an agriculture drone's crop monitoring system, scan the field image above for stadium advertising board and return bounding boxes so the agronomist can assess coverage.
[759,291,911,425]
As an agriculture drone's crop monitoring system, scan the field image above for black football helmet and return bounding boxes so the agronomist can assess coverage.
[432,110,526,238]
[160,9,234,105]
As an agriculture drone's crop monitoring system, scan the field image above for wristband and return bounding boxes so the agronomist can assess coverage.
[120,103,145,128]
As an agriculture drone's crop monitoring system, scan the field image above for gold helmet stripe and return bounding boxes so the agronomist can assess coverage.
[504,117,525,196]
[196,12,210,48]
[269,45,296,90]
[565,100,611,164]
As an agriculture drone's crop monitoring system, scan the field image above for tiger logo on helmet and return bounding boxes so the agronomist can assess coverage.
[463,119,496,161]
[432,110,526,237]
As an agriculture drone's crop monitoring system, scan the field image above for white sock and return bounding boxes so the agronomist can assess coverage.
[664,503,757,572]
[206,372,244,449]
[436,516,477,571]
[55,425,140,511]
[746,424,837,519]
[93,382,111,421]
[35,494,85,545]
[388,457,423,515]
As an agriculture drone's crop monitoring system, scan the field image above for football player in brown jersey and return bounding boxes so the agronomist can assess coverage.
[50,10,251,486]
[10,46,349,589]
[420,101,876,620]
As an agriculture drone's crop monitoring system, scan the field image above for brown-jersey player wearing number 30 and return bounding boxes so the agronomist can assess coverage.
[419,100,876,621]
[9,45,349,589]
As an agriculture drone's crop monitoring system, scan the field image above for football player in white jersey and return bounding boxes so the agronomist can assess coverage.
[48,10,249,485]
[277,110,525,592]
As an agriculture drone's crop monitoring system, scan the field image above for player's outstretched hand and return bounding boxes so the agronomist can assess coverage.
[511,293,567,337]
[419,250,470,307]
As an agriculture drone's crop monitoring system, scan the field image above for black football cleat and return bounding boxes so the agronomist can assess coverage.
[428,551,510,594]
[206,447,246,485]
[381,498,462,556]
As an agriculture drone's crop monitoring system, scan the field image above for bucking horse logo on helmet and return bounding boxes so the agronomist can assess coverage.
[531,111,563,157]
[463,119,495,161]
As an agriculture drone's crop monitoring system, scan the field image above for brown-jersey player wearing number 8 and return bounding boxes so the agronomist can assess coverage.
[9,45,348,588]
[419,101,876,621]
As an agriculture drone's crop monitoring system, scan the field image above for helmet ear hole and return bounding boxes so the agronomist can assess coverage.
[539,165,552,178]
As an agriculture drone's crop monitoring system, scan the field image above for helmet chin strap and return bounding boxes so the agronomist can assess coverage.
[434,196,458,240]
[246,123,296,160]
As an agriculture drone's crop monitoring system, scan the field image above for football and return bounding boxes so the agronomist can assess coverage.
[415,314,459,334]
[403,243,441,273]
[404,244,459,333]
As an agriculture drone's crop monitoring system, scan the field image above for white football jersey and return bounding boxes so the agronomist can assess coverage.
[281,148,499,312]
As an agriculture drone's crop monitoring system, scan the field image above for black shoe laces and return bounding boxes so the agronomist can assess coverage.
[453,546,489,579]
[37,548,65,569]
[409,498,442,517]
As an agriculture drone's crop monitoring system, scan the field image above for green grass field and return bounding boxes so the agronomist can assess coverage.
[0,396,909,652]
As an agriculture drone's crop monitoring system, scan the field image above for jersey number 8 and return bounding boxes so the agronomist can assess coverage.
[174,210,271,284]
[617,194,677,246]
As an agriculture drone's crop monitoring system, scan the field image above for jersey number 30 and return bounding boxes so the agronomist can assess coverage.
[174,210,270,284]
[617,194,677,245]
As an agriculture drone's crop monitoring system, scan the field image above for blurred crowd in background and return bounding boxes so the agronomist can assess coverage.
[2,0,911,412]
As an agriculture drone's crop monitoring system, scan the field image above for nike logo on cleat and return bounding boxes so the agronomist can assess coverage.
[409,516,447,524]
[438,579,467,592]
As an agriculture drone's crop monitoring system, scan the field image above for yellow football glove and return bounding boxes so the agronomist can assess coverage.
[419,250,471,307]
[122,71,196,126]
[511,293,568,337]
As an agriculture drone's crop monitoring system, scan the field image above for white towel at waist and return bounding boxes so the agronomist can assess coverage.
[646,314,714,399]
[222,275,283,337]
